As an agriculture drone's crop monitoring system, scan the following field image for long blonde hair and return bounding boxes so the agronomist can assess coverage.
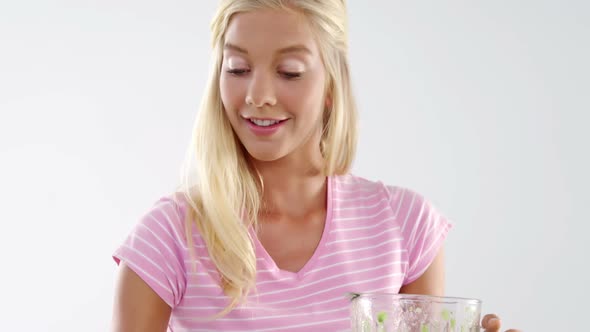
[178,0,357,315]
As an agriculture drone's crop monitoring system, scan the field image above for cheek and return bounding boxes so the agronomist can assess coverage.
[219,77,246,114]
[279,81,325,117]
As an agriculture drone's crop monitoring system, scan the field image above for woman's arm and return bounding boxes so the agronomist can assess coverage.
[111,262,172,332]
[399,248,520,332]
[399,247,446,296]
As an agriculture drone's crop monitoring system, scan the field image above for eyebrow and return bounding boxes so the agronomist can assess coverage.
[224,42,312,55]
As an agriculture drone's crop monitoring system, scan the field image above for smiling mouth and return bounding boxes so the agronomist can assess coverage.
[242,116,289,127]
[248,118,287,127]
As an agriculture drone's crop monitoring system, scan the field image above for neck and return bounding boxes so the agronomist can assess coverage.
[251,152,327,220]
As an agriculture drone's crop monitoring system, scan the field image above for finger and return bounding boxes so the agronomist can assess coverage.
[481,313,499,327]
[481,314,501,332]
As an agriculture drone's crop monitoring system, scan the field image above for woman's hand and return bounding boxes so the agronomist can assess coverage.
[481,314,521,332]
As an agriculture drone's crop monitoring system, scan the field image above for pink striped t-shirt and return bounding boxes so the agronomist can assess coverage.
[113,174,451,331]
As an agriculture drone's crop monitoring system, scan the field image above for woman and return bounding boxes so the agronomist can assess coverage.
[111,1,518,331]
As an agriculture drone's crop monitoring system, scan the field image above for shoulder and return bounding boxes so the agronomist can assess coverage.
[122,192,192,249]
[143,193,186,224]
[332,174,442,222]
[333,173,424,202]
[113,193,192,309]
[147,191,194,223]
[332,173,388,194]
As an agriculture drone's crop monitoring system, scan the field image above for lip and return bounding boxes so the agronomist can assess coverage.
[244,117,288,136]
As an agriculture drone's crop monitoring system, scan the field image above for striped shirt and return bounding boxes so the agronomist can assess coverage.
[113,174,451,331]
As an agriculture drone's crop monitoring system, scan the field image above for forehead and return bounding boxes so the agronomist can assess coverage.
[224,8,320,56]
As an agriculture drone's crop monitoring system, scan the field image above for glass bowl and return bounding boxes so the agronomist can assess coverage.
[349,293,482,332]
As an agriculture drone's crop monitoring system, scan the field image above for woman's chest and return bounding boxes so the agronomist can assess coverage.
[173,238,406,331]
[256,214,326,273]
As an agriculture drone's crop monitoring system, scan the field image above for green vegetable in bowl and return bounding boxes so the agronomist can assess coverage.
[375,311,387,332]
[441,308,451,321]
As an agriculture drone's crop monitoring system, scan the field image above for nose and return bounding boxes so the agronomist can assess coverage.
[245,71,277,108]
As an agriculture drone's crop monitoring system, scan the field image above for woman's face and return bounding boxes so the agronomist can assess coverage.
[220,8,328,163]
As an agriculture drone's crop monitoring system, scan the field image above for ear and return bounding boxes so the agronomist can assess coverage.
[324,95,332,110]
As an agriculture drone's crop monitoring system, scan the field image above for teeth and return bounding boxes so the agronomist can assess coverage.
[250,119,280,127]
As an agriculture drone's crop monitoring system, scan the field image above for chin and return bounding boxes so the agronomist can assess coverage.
[243,145,288,163]
[245,150,284,162]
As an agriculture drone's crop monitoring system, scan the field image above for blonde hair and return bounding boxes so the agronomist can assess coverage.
[178,0,357,316]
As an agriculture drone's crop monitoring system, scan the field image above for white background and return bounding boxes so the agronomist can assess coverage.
[1,1,588,331]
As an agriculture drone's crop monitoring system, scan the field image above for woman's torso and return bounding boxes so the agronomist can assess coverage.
[168,174,409,331]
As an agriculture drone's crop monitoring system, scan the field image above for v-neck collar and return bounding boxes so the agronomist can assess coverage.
[250,175,334,281]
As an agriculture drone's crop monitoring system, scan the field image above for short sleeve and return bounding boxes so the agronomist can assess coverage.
[386,186,453,286]
[113,196,188,308]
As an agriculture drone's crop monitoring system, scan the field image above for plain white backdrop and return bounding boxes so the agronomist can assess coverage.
[1,1,588,331]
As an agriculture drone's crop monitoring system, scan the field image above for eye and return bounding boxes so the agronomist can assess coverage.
[227,68,250,76]
[280,71,302,80]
